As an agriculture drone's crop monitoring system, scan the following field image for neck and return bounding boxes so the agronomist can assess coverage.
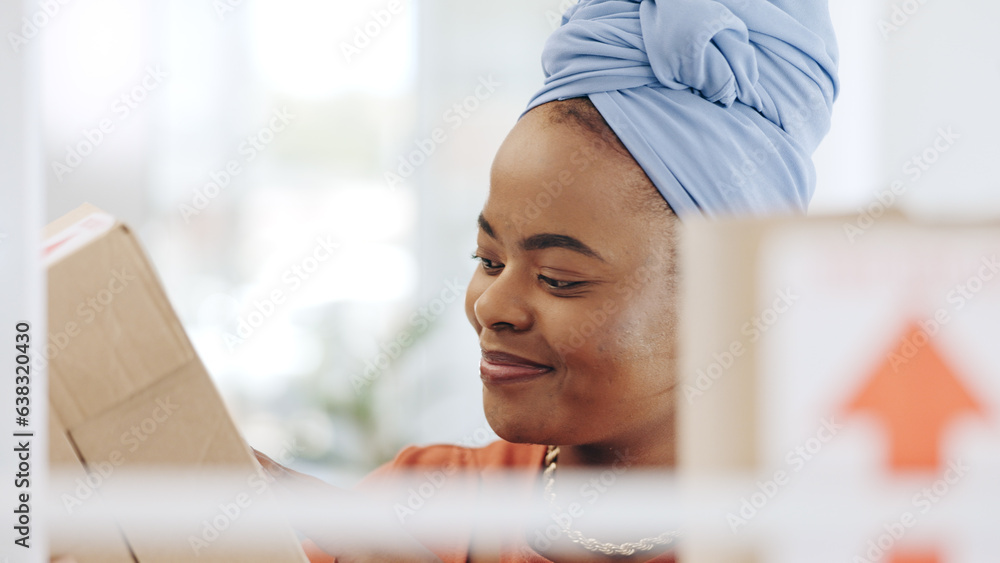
[555,413,676,469]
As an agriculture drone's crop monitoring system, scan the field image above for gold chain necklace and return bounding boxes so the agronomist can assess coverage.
[541,445,680,557]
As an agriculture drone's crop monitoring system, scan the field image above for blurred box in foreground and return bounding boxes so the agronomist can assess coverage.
[45,204,308,563]
[679,214,999,563]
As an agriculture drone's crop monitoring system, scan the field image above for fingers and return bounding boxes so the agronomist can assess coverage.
[253,447,319,487]
[253,448,288,479]
[252,447,441,562]
[253,448,323,485]
[50,556,78,563]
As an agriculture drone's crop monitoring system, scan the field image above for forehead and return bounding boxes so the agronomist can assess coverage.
[485,111,650,258]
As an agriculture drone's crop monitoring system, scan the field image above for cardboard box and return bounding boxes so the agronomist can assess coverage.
[677,214,1000,563]
[46,204,308,562]
[49,408,135,563]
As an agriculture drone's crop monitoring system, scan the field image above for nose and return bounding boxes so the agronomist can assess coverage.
[472,269,533,333]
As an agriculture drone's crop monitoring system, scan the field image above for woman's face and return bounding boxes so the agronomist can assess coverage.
[465,105,679,451]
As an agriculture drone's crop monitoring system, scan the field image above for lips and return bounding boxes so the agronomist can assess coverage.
[480,349,553,384]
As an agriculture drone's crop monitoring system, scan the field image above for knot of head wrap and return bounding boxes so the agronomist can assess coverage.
[525,0,840,218]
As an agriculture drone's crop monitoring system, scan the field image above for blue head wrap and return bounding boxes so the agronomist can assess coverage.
[525,0,840,217]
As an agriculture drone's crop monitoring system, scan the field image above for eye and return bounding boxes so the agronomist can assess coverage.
[471,253,503,274]
[538,274,585,291]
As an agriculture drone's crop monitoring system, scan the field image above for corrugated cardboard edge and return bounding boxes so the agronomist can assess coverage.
[50,407,138,563]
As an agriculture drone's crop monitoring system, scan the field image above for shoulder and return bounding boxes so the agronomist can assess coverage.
[355,440,546,492]
[390,440,547,471]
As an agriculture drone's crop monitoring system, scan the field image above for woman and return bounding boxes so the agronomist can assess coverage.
[247,0,836,562]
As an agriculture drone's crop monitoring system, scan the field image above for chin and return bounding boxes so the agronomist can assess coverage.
[483,395,550,445]
[489,424,537,444]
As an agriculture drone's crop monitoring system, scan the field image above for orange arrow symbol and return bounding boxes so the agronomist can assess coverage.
[844,322,986,471]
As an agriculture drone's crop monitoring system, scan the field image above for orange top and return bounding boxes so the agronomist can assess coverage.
[303,440,677,563]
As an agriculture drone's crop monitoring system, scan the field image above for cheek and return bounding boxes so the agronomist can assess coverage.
[557,289,673,373]
[548,299,629,370]
[607,285,678,367]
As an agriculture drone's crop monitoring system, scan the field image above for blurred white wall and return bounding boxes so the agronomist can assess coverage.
[813,0,1000,221]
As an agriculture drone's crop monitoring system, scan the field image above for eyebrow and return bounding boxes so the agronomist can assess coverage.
[477,213,605,262]
[477,213,495,238]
